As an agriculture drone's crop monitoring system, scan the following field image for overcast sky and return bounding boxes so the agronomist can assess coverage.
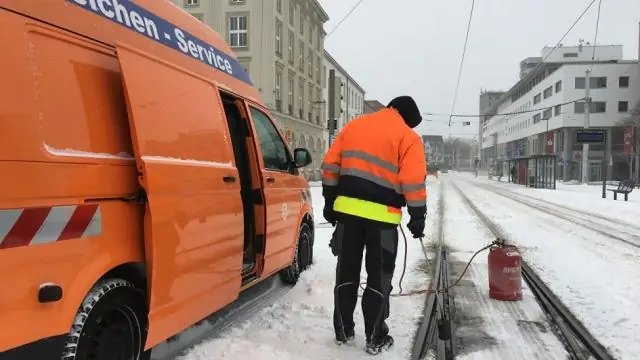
[318,0,640,139]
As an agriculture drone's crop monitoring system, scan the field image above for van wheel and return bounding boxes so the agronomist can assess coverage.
[62,278,150,360]
[280,222,313,285]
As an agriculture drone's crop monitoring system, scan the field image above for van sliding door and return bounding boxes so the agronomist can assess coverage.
[116,45,244,348]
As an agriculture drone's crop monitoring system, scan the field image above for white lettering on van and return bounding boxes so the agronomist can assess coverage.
[71,0,88,5]
[175,28,189,53]
[223,59,233,75]
[97,0,114,19]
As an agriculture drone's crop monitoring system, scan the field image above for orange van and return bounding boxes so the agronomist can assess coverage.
[0,1,316,359]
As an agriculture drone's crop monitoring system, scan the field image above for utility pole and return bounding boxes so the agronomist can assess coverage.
[581,68,591,183]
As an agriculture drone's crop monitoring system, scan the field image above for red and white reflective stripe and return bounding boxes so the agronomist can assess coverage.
[0,204,102,249]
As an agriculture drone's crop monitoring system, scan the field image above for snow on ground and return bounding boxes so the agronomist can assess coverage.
[449,175,640,359]
[455,171,640,227]
[443,180,568,359]
[179,178,441,359]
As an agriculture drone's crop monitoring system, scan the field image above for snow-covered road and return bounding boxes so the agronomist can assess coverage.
[450,173,640,359]
[174,172,640,359]
[179,179,441,359]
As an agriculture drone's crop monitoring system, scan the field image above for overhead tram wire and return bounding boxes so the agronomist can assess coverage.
[447,0,476,131]
[438,0,597,127]
[325,0,367,39]
[422,97,586,120]
[589,0,603,71]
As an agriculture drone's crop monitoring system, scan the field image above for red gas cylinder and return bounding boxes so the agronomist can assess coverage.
[488,244,523,301]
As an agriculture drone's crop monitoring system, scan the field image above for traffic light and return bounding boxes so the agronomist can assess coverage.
[328,69,343,122]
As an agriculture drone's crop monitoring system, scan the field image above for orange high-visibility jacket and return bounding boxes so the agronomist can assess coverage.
[322,108,427,225]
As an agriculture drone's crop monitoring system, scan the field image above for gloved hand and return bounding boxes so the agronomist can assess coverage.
[407,216,425,239]
[323,203,336,226]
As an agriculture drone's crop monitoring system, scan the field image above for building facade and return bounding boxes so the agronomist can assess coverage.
[481,44,639,181]
[323,50,366,147]
[478,90,505,167]
[172,0,329,179]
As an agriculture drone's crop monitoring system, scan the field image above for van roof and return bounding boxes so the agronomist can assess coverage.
[1,0,262,104]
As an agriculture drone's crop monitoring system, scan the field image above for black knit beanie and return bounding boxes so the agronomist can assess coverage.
[387,96,422,128]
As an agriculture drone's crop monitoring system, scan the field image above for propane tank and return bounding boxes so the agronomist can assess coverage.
[488,242,523,301]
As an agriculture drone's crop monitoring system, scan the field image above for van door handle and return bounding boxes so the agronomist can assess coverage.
[222,175,236,183]
[266,177,275,183]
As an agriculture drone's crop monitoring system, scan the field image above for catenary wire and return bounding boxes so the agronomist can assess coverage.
[421,97,586,121]
[325,0,367,39]
[432,0,596,124]
[588,0,603,71]
[448,0,476,128]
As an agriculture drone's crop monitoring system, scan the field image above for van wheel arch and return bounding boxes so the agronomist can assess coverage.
[279,219,314,285]
[62,278,150,360]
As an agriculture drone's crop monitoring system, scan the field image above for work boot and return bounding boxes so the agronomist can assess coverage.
[364,334,394,355]
[335,328,355,345]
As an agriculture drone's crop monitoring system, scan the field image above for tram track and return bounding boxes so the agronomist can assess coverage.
[411,182,454,360]
[450,180,615,360]
[464,180,640,249]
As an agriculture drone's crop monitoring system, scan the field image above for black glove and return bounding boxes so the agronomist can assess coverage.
[407,216,425,239]
[323,203,336,226]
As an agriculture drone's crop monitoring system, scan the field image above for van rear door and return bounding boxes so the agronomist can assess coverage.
[116,44,245,348]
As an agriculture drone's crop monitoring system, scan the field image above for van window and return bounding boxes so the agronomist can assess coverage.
[250,107,290,171]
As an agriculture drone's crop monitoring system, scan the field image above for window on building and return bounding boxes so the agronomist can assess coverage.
[315,55,320,83]
[542,108,552,119]
[618,101,629,112]
[591,77,607,89]
[316,87,322,124]
[554,104,561,116]
[591,101,606,113]
[289,3,295,25]
[275,69,282,111]
[555,80,562,93]
[230,0,245,4]
[563,52,578,58]
[298,79,304,118]
[298,40,304,71]
[543,86,552,99]
[308,24,313,45]
[308,48,313,76]
[300,14,304,35]
[575,101,607,113]
[619,76,630,88]
[276,0,282,14]
[228,16,248,48]
[533,93,541,104]
[287,31,294,65]
[275,20,283,56]
[575,77,586,89]
[317,29,322,50]
[533,113,541,124]
[288,74,295,115]
[308,84,314,121]
[184,0,199,7]
[322,66,327,88]
[250,107,291,172]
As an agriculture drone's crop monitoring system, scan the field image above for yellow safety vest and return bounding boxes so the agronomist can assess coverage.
[333,195,402,225]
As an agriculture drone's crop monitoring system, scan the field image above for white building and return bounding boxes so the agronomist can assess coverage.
[481,44,639,181]
[323,50,366,147]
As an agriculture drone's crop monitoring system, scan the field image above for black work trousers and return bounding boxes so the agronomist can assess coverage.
[333,219,399,343]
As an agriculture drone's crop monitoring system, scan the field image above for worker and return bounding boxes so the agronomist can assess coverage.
[322,95,427,355]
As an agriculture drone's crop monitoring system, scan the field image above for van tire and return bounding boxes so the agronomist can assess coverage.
[280,222,313,285]
[61,278,150,360]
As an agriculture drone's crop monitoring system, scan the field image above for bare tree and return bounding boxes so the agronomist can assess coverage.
[617,100,640,181]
